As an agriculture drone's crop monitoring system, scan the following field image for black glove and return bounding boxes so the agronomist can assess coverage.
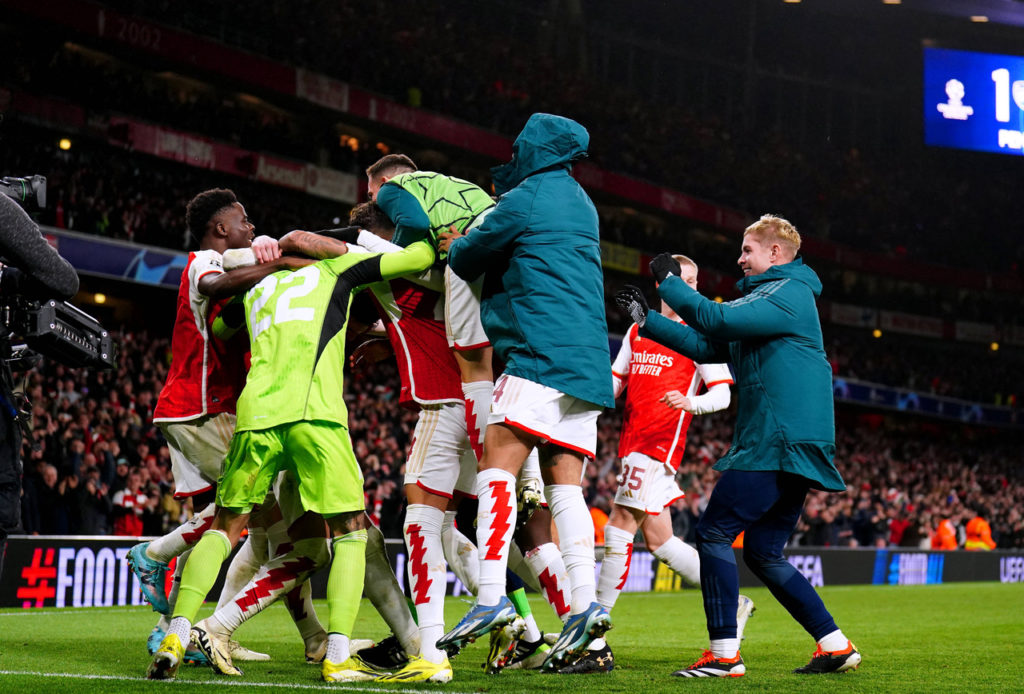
[313,225,361,244]
[650,253,682,283]
[614,285,650,328]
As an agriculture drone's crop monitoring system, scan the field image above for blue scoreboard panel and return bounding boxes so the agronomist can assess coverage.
[924,46,1024,155]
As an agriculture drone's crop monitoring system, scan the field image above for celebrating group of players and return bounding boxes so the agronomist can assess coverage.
[132,112,859,684]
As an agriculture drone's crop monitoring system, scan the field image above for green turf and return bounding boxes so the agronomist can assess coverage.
[1,582,1022,693]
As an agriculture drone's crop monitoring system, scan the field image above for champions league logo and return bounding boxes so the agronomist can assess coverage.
[937,79,974,121]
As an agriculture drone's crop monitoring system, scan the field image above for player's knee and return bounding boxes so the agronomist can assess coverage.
[694,518,733,548]
[327,510,366,536]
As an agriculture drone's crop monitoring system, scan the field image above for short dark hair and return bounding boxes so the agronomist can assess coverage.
[349,201,394,233]
[365,154,417,179]
[185,188,237,243]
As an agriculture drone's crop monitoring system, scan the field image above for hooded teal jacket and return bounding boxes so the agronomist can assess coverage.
[447,113,614,409]
[641,258,844,491]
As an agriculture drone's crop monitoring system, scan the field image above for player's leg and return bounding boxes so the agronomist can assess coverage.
[147,426,279,680]
[379,404,464,681]
[597,504,642,613]
[441,443,481,596]
[193,508,330,674]
[675,469,784,678]
[148,506,251,680]
[321,511,374,682]
[518,509,572,623]
[741,474,859,674]
[133,416,232,613]
[284,421,376,683]
[443,264,493,463]
[539,444,611,671]
[436,420,534,654]
[358,516,421,666]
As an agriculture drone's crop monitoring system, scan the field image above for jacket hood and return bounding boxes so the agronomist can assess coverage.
[736,257,822,297]
[491,113,589,195]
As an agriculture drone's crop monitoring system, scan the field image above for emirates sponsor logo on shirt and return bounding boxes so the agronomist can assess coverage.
[630,350,674,376]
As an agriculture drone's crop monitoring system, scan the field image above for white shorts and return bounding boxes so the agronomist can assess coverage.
[613,451,685,515]
[159,412,236,498]
[445,208,492,351]
[489,374,600,458]
[405,402,477,499]
[445,266,489,351]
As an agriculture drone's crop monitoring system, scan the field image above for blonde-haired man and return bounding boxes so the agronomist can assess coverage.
[616,214,859,678]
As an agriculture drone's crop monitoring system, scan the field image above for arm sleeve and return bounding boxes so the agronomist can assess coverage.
[658,274,798,341]
[686,382,731,415]
[376,184,431,247]
[640,311,727,363]
[355,231,444,291]
[0,194,79,299]
[336,240,437,291]
[446,197,525,282]
[610,328,634,398]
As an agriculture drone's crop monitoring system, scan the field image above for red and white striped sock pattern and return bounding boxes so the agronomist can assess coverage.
[147,502,216,564]
[404,504,446,662]
[524,542,572,622]
[475,468,517,606]
[213,537,327,634]
[461,380,493,462]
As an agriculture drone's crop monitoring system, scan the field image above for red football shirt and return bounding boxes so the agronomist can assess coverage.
[153,250,247,422]
[613,322,732,470]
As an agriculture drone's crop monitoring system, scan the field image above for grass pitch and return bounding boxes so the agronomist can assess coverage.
[1,582,1022,693]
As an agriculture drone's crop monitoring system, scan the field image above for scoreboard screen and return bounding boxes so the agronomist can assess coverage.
[924,46,1024,155]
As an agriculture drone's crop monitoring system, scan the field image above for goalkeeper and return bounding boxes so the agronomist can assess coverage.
[147,231,435,684]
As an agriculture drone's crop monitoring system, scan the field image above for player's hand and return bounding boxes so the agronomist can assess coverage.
[614,285,650,328]
[251,235,282,263]
[437,225,465,254]
[349,338,393,373]
[660,390,694,412]
[650,253,681,283]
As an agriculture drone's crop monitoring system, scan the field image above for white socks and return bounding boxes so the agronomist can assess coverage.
[653,536,701,587]
[523,542,572,622]
[364,521,421,656]
[404,504,447,663]
[474,469,517,606]
[147,503,216,564]
[441,510,479,594]
[596,524,635,611]
[818,629,849,652]
[546,484,596,613]
[461,381,492,462]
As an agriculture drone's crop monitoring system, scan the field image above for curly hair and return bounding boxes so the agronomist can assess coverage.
[184,188,237,244]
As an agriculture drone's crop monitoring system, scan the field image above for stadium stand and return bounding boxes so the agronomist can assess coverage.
[1,0,1022,555]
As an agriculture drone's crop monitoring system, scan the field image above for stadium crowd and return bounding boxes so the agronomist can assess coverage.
[83,0,1024,276]
[16,330,1023,550]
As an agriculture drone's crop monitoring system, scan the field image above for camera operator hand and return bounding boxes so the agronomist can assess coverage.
[0,194,79,300]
